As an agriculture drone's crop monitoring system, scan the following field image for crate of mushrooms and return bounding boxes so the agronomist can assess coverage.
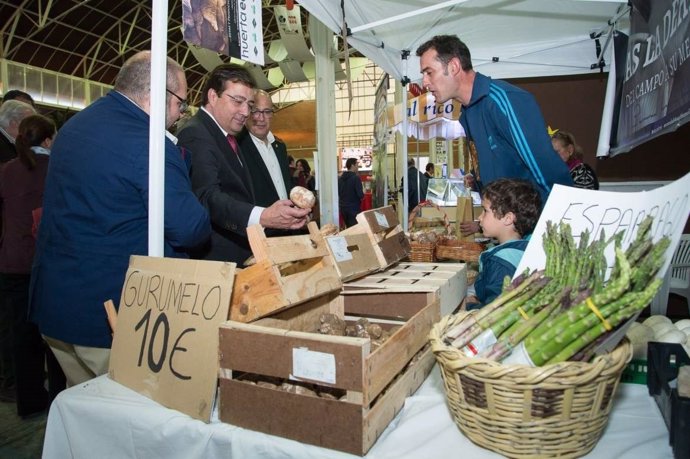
[218,287,438,455]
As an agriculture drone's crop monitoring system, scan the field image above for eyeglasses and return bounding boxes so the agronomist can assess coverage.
[223,93,255,111]
[250,108,274,118]
[166,89,188,113]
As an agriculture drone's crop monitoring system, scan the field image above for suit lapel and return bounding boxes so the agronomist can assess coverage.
[197,111,255,200]
[236,145,255,200]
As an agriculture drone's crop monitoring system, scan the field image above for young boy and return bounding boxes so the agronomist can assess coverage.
[465,178,541,310]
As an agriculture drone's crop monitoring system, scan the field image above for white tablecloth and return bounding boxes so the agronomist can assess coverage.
[42,366,673,459]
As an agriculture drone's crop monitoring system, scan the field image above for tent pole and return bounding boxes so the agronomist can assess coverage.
[596,30,617,158]
[148,0,168,257]
[401,62,409,231]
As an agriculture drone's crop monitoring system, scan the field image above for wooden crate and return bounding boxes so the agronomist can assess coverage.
[343,261,467,317]
[340,206,410,270]
[218,290,438,455]
[324,232,380,282]
[229,222,342,322]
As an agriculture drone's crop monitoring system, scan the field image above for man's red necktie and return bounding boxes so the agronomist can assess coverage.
[226,134,242,167]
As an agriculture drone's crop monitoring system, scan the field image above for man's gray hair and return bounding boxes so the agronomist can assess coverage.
[114,51,184,102]
[0,100,36,130]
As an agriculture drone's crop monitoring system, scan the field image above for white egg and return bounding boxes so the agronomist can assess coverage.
[656,329,687,344]
[651,322,676,339]
[674,319,690,329]
[643,315,673,328]
[677,323,690,335]
[680,327,690,339]
[626,324,654,343]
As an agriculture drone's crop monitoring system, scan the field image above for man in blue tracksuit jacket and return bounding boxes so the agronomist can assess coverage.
[416,35,573,203]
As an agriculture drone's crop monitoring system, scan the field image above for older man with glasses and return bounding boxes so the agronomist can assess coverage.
[177,64,309,266]
[238,90,294,231]
[30,51,210,386]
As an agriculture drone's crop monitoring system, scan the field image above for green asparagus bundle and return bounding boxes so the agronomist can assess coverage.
[442,215,669,366]
[449,221,608,356]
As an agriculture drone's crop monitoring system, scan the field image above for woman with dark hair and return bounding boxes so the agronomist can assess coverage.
[551,130,599,190]
[293,158,315,191]
[0,114,65,417]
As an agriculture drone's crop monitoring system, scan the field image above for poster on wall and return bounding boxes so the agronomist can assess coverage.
[609,0,690,156]
[340,147,373,171]
[182,0,264,65]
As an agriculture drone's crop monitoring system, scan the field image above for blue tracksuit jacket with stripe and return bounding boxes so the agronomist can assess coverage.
[459,73,573,202]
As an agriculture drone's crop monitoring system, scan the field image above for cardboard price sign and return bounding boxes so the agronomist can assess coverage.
[109,256,235,421]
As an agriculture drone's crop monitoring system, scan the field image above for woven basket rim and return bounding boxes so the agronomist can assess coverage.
[429,310,632,458]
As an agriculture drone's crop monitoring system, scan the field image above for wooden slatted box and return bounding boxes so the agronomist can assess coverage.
[324,232,381,282]
[340,206,410,270]
[343,261,467,317]
[229,222,342,323]
[218,289,438,455]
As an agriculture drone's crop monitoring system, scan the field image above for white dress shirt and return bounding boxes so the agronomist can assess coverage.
[249,131,288,200]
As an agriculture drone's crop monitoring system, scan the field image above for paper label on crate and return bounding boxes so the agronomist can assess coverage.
[374,211,389,228]
[327,236,353,262]
[500,341,536,367]
[460,329,497,358]
[292,347,336,384]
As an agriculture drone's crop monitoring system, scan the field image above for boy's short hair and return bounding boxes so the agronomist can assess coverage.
[482,178,541,237]
[345,158,358,169]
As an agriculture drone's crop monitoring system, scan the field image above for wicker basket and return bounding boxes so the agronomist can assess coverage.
[429,312,632,458]
[408,240,437,262]
[408,201,451,262]
[435,238,486,262]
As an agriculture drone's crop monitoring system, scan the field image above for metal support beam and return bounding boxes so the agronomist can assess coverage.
[309,17,338,226]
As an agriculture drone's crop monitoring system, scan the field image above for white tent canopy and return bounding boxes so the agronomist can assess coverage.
[299,0,630,229]
[299,0,629,81]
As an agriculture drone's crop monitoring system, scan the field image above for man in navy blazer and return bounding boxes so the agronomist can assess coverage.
[177,65,309,266]
[238,90,291,208]
[29,51,211,386]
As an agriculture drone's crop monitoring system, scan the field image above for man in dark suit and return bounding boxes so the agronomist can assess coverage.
[177,64,309,266]
[238,89,291,209]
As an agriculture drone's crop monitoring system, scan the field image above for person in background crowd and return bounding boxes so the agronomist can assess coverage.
[424,162,435,179]
[287,155,296,179]
[338,158,364,228]
[1,90,36,108]
[551,130,599,190]
[0,99,36,400]
[401,158,428,213]
[465,179,541,310]
[0,114,65,416]
[416,35,572,203]
[293,158,315,191]
[29,51,210,386]
[177,64,309,266]
[0,100,36,163]
[239,90,292,209]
